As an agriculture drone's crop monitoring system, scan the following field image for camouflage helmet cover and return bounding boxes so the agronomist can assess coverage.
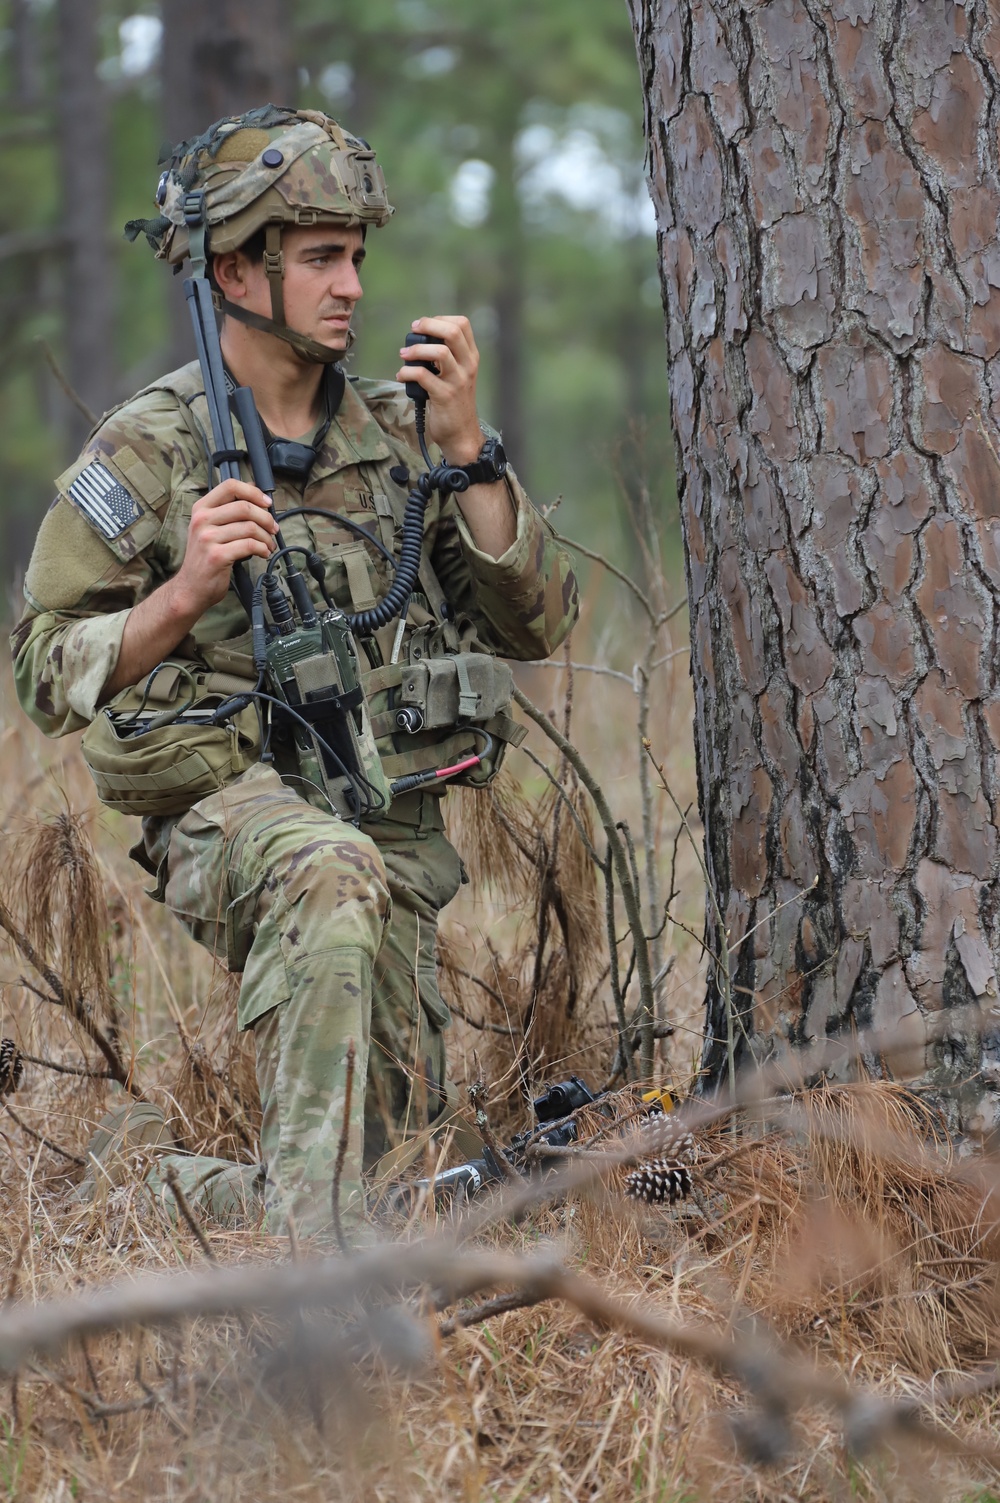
[125,105,393,362]
[130,104,393,266]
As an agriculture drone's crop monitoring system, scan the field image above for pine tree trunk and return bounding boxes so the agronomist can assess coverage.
[56,0,114,439]
[161,0,295,145]
[629,0,1000,1135]
[159,0,296,372]
[11,0,42,108]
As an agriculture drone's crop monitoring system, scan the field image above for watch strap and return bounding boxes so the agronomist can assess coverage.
[457,436,507,486]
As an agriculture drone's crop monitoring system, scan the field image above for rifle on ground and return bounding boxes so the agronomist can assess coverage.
[386,1076,693,1212]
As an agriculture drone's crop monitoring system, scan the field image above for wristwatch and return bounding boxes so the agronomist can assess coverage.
[459,435,508,486]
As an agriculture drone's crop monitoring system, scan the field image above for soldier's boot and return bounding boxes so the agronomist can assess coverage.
[74,1099,264,1227]
[74,1100,174,1199]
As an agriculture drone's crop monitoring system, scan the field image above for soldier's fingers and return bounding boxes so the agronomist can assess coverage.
[403,336,475,382]
[201,521,277,550]
[411,315,475,359]
[198,480,272,511]
[216,537,274,565]
[194,498,277,531]
[395,358,450,396]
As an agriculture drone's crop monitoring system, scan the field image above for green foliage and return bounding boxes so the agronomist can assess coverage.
[0,0,673,581]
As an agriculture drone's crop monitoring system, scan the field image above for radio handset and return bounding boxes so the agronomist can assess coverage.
[403,331,439,404]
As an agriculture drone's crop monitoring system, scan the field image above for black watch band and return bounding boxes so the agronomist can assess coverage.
[458,435,508,486]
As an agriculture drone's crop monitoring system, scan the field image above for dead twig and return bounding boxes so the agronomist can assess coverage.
[514,686,654,1071]
[3,1104,84,1166]
[468,1076,523,1185]
[447,1000,517,1037]
[163,1166,215,1264]
[0,1242,997,1467]
[19,1051,114,1080]
[438,1291,541,1336]
[35,336,97,425]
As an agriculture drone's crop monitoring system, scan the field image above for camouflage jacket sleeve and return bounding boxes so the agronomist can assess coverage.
[358,382,580,659]
[10,390,183,737]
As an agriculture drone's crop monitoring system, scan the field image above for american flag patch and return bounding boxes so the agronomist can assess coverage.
[67,461,142,539]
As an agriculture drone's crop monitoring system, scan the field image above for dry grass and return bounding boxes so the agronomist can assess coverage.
[4,603,1000,1503]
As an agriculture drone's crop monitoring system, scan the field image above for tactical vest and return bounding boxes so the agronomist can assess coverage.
[75,362,525,820]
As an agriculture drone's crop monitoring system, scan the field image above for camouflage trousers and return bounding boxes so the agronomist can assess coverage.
[140,761,464,1235]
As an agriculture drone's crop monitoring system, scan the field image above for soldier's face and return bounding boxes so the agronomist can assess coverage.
[228,224,366,353]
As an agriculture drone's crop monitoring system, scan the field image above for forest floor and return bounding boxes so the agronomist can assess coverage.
[3,593,1000,1503]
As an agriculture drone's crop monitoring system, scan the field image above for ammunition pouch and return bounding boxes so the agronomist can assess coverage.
[81,663,261,817]
[400,653,511,729]
[364,641,526,790]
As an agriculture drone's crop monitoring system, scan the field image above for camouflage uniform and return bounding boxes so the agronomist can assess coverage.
[12,360,578,1233]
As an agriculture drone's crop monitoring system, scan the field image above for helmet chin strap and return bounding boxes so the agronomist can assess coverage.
[218,298,351,364]
[218,222,354,366]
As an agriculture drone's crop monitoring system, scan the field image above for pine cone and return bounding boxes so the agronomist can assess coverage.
[0,1039,23,1098]
[624,1158,692,1206]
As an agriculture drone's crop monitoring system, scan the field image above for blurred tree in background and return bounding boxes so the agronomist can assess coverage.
[0,0,673,582]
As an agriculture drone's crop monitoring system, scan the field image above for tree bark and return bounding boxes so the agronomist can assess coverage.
[55,0,114,441]
[160,0,296,146]
[159,0,296,371]
[629,0,1000,1136]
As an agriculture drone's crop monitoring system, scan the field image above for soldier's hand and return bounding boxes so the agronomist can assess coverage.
[397,316,485,465]
[174,479,277,611]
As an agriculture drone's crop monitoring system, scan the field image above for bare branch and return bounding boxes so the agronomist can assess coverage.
[35,337,97,425]
[0,901,142,1097]
[446,992,518,1038]
[3,1104,84,1166]
[438,1291,540,1336]
[526,659,635,685]
[514,743,602,866]
[513,687,654,1064]
[19,1051,113,1080]
[164,1166,215,1264]
[551,528,658,624]
[0,1240,996,1466]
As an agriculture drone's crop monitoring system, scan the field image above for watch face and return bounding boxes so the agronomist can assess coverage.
[488,438,507,477]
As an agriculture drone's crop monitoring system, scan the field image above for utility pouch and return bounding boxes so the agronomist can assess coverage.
[399,652,515,731]
[368,646,526,791]
[81,662,261,817]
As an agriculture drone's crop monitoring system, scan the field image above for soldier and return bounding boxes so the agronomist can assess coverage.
[11,105,578,1235]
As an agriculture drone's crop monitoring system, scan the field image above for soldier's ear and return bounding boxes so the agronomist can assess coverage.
[212,250,249,301]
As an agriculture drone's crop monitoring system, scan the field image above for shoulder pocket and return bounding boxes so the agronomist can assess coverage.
[55,445,164,563]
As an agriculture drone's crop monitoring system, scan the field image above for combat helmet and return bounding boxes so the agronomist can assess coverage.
[125,103,393,363]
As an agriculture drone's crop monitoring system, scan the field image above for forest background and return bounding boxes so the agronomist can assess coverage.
[0,0,674,584]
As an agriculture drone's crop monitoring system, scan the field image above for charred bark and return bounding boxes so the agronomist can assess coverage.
[629,0,1000,1135]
